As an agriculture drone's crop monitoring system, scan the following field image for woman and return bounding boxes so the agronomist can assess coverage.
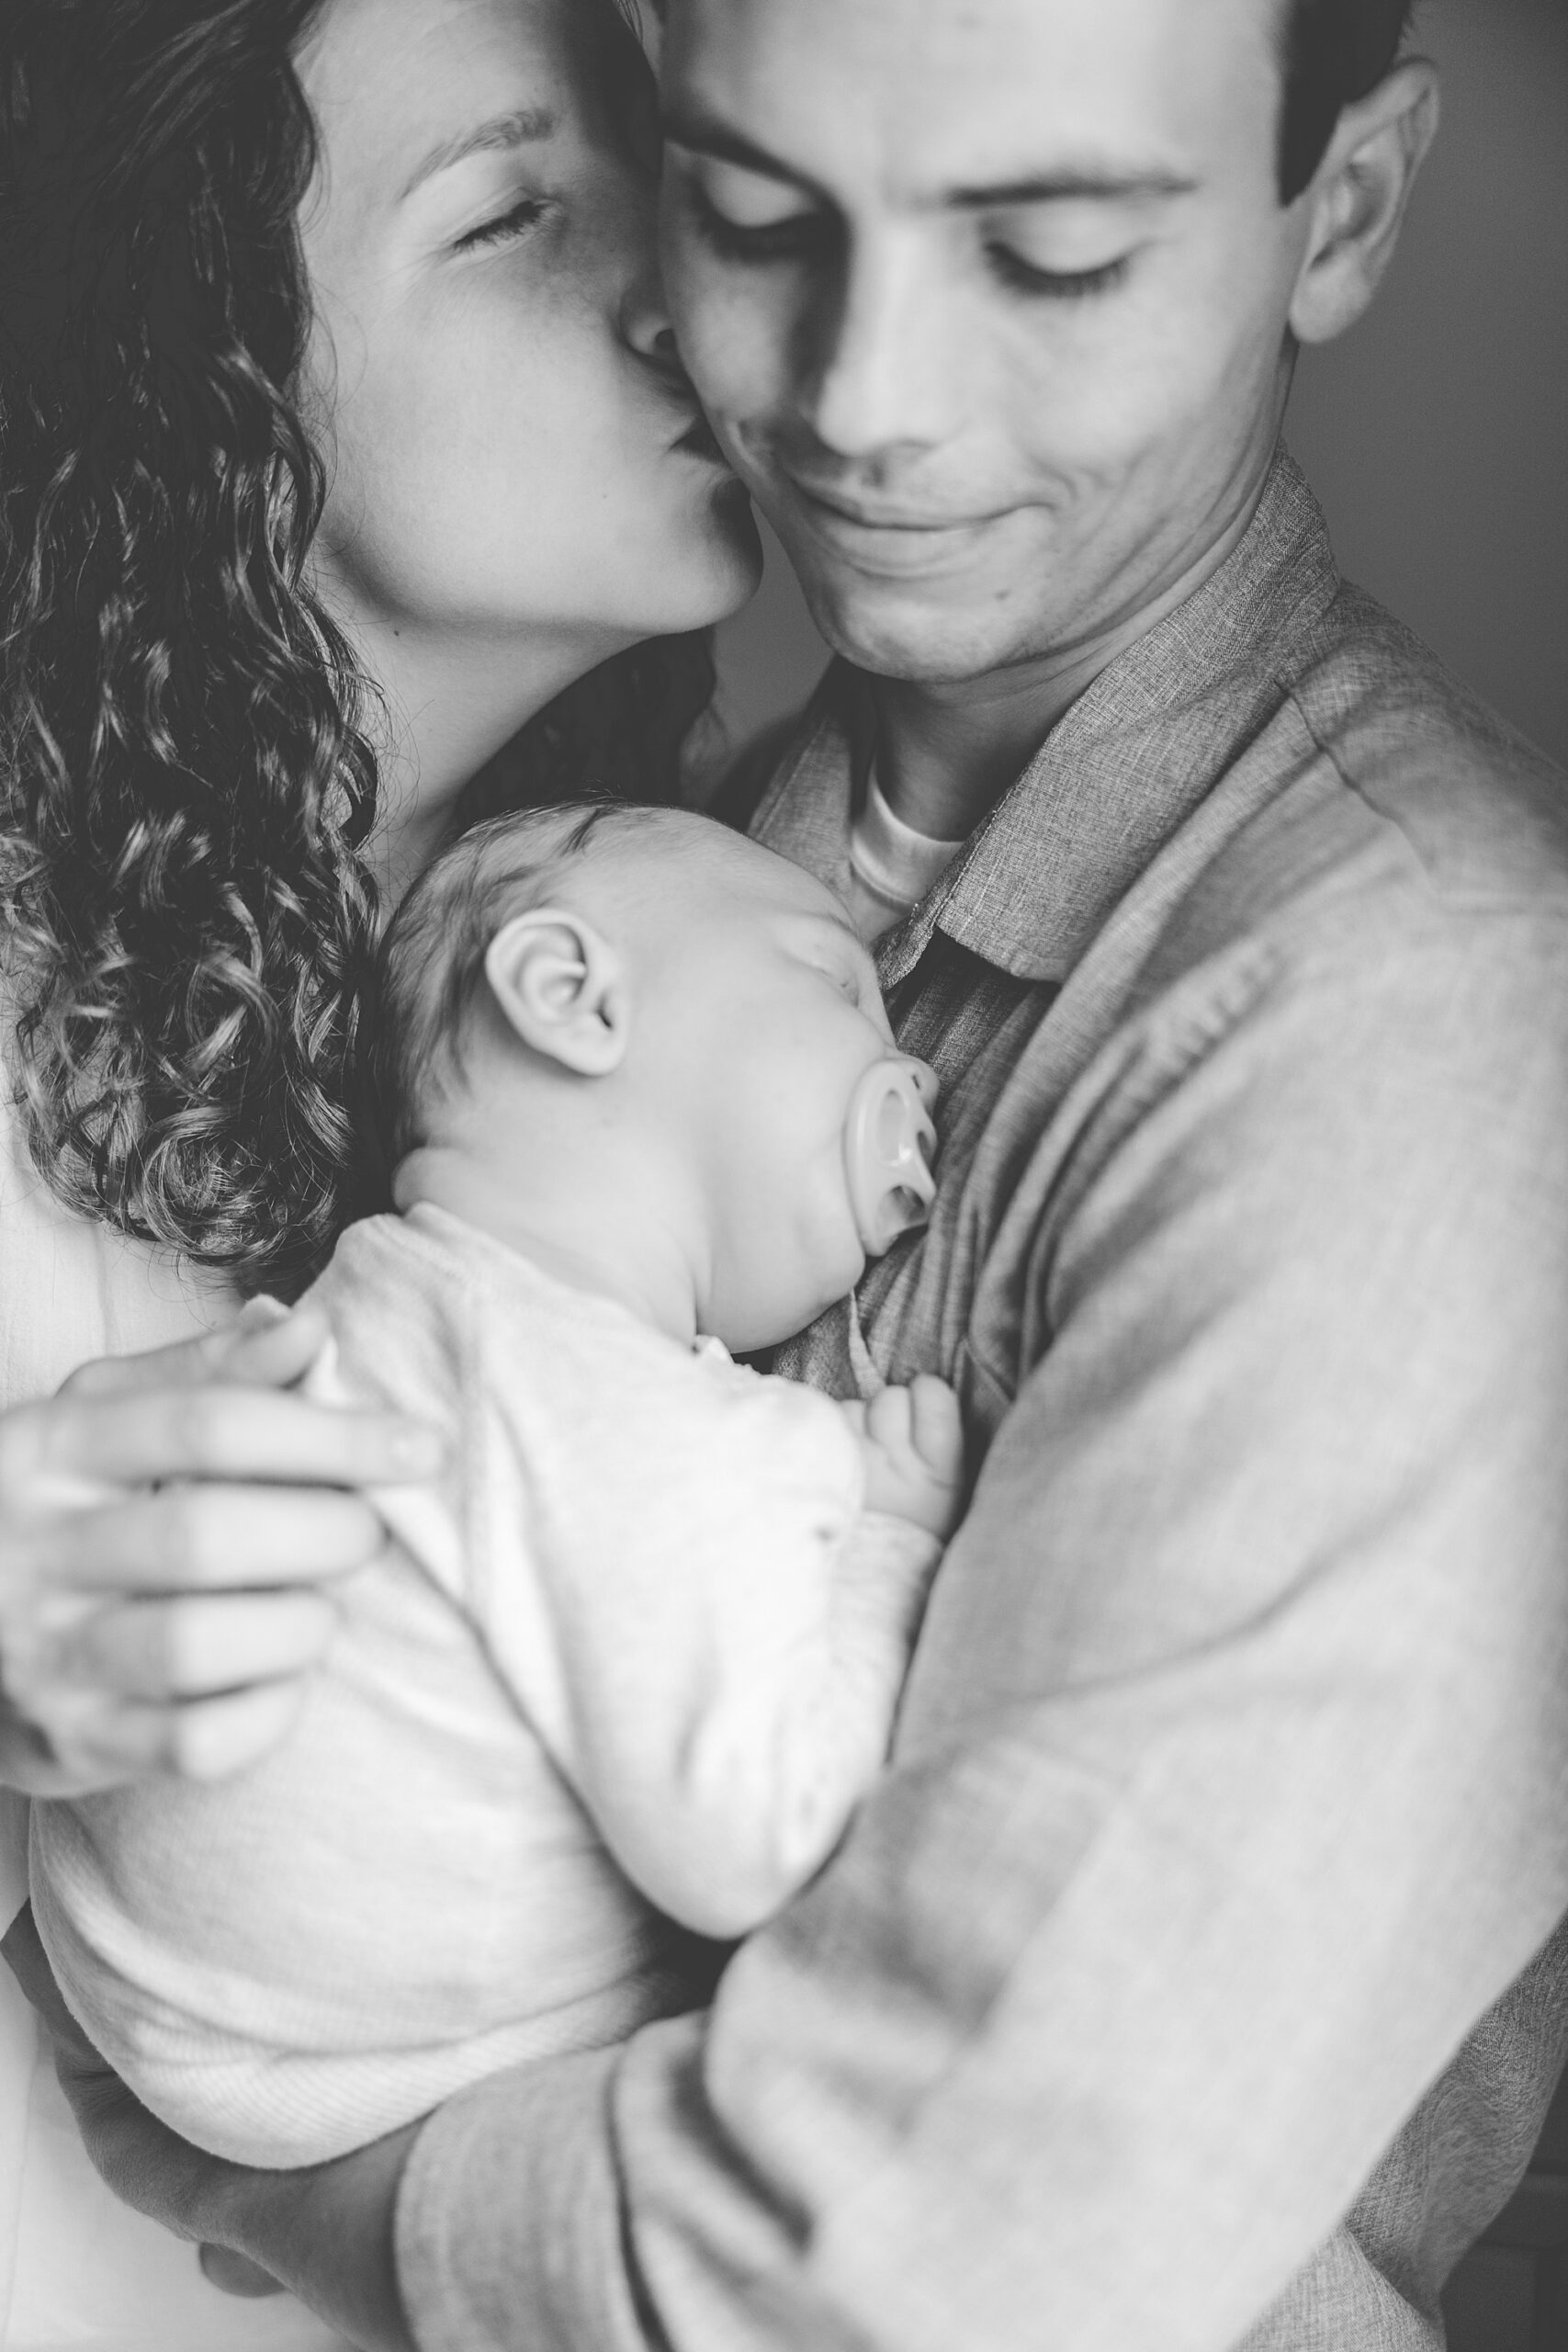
[0,0,760,2338]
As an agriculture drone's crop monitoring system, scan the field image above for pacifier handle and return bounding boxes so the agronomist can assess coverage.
[844,1054,941,1258]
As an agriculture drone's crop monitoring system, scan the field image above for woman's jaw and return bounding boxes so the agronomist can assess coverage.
[291,0,762,876]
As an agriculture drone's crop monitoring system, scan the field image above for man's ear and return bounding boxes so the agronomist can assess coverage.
[483,909,629,1077]
[1289,60,1440,348]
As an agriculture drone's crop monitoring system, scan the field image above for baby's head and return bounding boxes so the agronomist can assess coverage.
[372,803,937,1351]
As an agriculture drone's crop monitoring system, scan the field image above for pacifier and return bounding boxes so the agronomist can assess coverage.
[843,1053,940,1258]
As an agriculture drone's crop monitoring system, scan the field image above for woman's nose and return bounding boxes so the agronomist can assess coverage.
[620,266,686,386]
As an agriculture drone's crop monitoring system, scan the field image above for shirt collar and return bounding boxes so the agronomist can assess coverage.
[750,449,1342,988]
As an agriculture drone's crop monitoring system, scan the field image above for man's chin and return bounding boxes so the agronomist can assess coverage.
[790,554,1035,686]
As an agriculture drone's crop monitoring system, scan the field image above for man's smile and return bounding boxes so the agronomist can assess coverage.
[776,469,1013,573]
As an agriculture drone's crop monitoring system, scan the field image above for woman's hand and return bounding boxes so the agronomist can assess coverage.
[0,1305,442,1795]
[1,1902,419,2349]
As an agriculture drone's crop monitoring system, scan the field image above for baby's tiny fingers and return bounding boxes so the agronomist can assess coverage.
[909,1375,964,1476]
[865,1383,915,1451]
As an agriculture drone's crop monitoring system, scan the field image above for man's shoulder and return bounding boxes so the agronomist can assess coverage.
[1276,580,1568,918]
[1120,588,1568,1097]
[1143,584,1568,1007]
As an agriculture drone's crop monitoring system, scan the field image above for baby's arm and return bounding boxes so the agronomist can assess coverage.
[513,1369,963,1944]
[811,1376,965,1802]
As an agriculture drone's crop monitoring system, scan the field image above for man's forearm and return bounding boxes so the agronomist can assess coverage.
[393,913,1568,2352]
[5,1892,421,2352]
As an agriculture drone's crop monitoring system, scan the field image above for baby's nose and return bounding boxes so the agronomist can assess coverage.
[844,1056,940,1257]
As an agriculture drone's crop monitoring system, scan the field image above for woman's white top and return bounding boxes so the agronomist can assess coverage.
[0,1063,354,2349]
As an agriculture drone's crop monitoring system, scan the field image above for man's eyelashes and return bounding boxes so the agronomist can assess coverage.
[683,179,830,264]
[683,182,1133,303]
[983,245,1134,301]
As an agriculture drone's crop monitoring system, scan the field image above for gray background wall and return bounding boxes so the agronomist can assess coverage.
[711,0,1568,769]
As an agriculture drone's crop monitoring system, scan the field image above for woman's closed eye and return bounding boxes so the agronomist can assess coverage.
[455,193,555,254]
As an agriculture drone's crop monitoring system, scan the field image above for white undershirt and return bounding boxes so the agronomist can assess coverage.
[846,771,967,945]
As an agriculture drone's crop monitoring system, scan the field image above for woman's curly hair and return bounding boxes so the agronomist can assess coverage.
[0,0,712,1298]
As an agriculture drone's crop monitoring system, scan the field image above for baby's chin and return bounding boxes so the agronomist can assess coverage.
[708,1272,859,1358]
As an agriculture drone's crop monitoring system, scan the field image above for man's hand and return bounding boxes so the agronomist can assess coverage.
[0,1303,442,1795]
[2,1902,421,2349]
[842,1374,965,1539]
[2,1897,219,2237]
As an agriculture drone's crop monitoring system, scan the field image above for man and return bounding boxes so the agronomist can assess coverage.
[17,0,1568,2345]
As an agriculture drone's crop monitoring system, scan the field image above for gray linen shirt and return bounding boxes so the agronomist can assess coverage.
[396,453,1568,2352]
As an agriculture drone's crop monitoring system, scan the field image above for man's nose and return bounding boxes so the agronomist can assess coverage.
[805,231,962,459]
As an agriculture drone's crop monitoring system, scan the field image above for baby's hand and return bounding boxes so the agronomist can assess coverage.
[841,1376,964,1542]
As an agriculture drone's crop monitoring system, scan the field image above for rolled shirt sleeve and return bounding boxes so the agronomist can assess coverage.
[397,894,1568,2352]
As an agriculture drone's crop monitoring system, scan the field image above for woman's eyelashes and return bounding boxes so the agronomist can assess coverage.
[454,192,554,254]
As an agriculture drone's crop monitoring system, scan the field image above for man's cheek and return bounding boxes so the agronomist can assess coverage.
[671,276,789,423]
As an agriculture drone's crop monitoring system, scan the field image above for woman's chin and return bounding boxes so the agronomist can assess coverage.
[649,485,765,630]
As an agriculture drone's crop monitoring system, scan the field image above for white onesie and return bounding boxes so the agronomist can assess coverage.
[28,1204,937,2166]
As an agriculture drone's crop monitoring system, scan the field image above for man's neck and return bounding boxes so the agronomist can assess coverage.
[869,486,1267,843]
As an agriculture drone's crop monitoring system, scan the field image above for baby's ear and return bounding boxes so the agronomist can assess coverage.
[484,908,628,1076]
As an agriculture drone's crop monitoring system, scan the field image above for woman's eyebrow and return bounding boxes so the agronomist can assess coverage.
[399,107,560,202]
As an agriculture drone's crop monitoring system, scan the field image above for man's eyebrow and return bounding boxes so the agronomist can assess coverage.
[399,107,559,201]
[662,114,1196,213]
[947,169,1200,209]
[661,111,818,193]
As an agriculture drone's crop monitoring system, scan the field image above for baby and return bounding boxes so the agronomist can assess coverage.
[30,802,963,2166]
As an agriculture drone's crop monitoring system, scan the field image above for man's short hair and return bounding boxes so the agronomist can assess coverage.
[368,800,660,1169]
[1280,0,1418,202]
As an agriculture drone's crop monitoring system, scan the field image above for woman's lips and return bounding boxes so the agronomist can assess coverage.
[671,412,729,465]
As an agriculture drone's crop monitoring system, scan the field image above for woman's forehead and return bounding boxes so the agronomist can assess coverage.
[297,0,600,203]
